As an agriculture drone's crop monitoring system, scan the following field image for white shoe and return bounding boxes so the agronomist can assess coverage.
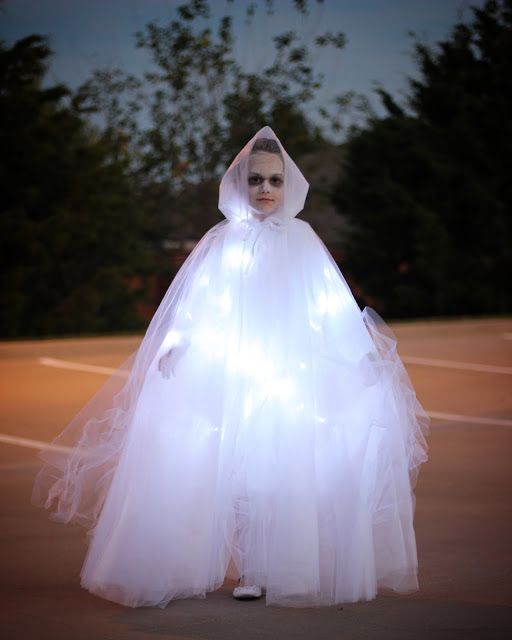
[232,584,263,600]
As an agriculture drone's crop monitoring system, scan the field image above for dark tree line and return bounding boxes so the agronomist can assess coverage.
[75,0,340,249]
[0,35,150,337]
[333,0,511,317]
[1,0,510,337]
[1,0,344,337]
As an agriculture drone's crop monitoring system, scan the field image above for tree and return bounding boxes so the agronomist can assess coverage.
[0,35,150,337]
[75,0,345,251]
[332,0,512,317]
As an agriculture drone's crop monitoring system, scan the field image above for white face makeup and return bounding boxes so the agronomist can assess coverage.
[247,152,285,216]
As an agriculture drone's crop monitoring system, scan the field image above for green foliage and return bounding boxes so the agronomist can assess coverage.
[128,0,338,182]
[0,36,150,337]
[1,2,348,337]
[332,0,512,317]
[74,0,344,251]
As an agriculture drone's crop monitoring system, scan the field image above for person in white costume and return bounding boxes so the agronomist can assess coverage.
[31,126,429,609]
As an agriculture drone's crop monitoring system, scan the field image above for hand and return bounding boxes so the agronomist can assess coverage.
[158,338,190,379]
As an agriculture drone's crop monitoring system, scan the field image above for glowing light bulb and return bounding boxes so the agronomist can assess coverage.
[162,329,182,349]
[272,377,295,400]
[218,289,232,313]
[225,245,251,270]
[243,393,254,419]
[196,328,225,358]
[316,290,342,315]
[225,341,276,381]
[309,319,321,332]
[323,267,333,281]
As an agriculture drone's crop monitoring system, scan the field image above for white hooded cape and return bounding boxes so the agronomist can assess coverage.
[32,126,429,608]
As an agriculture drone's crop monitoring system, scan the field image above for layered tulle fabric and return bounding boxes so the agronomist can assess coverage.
[32,126,429,608]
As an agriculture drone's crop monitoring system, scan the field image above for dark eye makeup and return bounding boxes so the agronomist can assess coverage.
[248,174,284,186]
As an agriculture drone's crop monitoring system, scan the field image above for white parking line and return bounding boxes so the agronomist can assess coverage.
[39,357,128,378]
[2,409,511,456]
[401,355,512,375]
[40,354,512,378]
[31,355,512,440]
[428,411,512,427]
[0,433,72,453]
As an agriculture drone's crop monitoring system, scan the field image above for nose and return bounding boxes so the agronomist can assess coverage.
[259,180,270,193]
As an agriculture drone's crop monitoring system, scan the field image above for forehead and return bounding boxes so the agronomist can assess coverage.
[248,152,284,175]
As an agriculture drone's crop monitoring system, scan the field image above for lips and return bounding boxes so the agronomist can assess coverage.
[257,198,274,202]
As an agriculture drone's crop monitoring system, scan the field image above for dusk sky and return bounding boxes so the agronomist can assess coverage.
[2,0,483,136]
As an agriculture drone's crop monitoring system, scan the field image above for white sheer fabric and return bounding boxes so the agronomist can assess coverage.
[32,126,429,608]
[219,126,308,223]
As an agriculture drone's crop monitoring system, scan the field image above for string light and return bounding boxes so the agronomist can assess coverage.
[161,329,182,350]
[316,290,342,315]
[218,289,232,313]
[323,267,333,281]
[225,245,251,270]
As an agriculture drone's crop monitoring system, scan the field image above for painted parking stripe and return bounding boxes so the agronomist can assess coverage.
[428,411,512,427]
[401,355,512,375]
[0,433,72,453]
[40,355,512,378]
[2,409,512,455]
[39,357,128,377]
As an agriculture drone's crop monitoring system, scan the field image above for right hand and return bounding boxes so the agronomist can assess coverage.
[158,338,190,379]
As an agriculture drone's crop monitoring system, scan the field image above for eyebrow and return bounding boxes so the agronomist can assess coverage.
[248,171,284,177]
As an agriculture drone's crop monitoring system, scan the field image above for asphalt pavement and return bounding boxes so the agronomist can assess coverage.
[0,317,511,639]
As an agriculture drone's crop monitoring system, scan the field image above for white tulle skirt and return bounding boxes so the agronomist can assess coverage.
[32,216,429,608]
